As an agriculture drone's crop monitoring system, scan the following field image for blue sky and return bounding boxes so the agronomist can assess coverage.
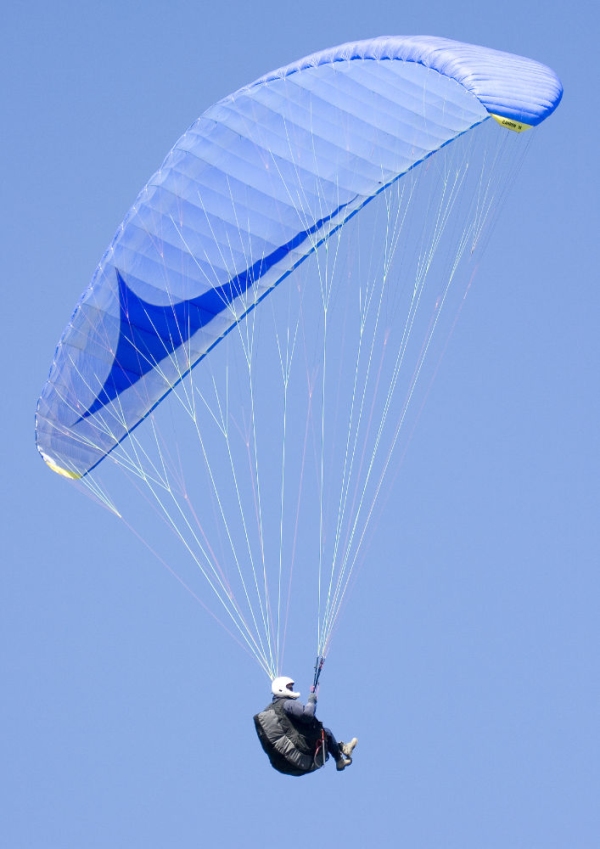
[3,1,599,847]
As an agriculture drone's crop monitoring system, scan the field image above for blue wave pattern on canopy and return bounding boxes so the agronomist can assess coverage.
[36,36,562,477]
[82,199,353,420]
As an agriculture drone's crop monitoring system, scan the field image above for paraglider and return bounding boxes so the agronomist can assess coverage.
[36,35,562,771]
[254,674,358,775]
[254,657,357,775]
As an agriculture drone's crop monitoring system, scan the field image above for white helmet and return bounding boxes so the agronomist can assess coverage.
[271,676,300,699]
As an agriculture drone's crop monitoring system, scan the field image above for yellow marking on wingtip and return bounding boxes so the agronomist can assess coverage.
[43,455,82,479]
[490,113,533,133]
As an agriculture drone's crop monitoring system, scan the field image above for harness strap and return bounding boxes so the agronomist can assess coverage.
[314,727,327,768]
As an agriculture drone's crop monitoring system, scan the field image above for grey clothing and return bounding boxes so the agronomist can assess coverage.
[274,695,341,761]
[277,694,316,721]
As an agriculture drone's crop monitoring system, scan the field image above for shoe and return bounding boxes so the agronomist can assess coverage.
[336,756,350,771]
[340,738,358,757]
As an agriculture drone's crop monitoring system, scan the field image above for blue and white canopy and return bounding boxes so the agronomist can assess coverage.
[36,35,562,478]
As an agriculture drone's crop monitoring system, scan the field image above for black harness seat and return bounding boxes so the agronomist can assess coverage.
[253,699,327,776]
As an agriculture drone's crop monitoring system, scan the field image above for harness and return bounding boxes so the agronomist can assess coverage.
[254,656,327,776]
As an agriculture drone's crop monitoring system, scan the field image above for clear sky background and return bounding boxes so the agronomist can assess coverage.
[3,1,598,847]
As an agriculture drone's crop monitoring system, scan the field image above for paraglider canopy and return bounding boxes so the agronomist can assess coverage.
[36,35,562,480]
[36,37,562,678]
